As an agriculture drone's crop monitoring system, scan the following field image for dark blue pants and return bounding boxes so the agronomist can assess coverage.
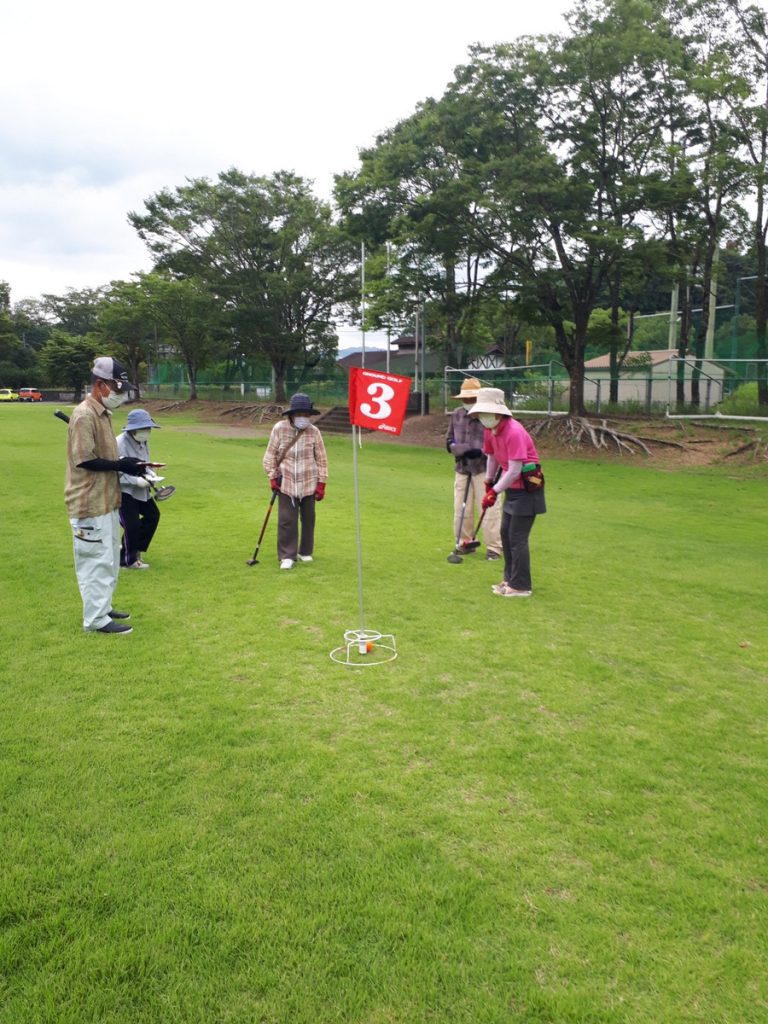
[120,494,160,566]
[501,511,536,591]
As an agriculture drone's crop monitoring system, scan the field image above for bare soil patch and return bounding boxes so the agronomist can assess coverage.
[138,399,768,471]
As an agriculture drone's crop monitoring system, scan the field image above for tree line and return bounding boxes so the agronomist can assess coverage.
[2,0,767,411]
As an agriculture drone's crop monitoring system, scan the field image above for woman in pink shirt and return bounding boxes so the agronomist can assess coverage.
[468,388,547,597]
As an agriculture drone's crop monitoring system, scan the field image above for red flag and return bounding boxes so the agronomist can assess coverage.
[348,367,412,435]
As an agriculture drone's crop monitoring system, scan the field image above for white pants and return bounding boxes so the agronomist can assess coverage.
[70,510,121,630]
[453,472,502,554]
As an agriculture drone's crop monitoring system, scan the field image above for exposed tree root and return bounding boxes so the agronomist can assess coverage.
[725,439,768,460]
[527,416,681,456]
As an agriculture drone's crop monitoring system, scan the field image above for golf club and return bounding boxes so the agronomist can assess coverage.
[54,409,174,498]
[246,490,278,565]
[447,470,474,563]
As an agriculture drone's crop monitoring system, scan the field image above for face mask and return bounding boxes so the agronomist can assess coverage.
[462,400,476,409]
[102,389,128,410]
[293,416,311,430]
[478,413,499,429]
[132,429,151,442]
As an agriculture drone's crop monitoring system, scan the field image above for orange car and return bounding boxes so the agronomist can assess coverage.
[18,387,42,402]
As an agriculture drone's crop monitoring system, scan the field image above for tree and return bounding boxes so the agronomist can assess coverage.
[449,0,672,415]
[38,331,97,399]
[40,288,106,336]
[131,273,224,400]
[725,0,768,405]
[130,169,356,401]
[97,279,160,397]
[335,94,502,368]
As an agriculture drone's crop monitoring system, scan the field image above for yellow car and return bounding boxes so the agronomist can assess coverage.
[0,388,19,402]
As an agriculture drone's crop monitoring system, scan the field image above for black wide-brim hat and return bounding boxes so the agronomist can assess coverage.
[283,392,320,417]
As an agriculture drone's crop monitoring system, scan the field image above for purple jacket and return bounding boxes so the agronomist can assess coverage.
[445,407,488,477]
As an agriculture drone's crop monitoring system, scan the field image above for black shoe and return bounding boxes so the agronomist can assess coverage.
[95,621,133,634]
[108,609,131,620]
[485,551,501,561]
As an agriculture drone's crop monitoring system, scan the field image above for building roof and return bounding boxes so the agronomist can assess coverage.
[584,349,722,369]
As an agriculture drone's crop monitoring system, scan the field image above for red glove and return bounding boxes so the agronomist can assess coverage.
[484,479,495,495]
[270,477,281,492]
[482,489,497,509]
[314,481,326,501]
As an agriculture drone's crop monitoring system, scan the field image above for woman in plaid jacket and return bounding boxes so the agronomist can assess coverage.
[263,393,328,570]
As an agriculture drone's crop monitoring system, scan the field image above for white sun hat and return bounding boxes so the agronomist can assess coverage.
[466,387,513,418]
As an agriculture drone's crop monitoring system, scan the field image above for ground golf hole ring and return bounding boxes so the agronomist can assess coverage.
[330,628,397,667]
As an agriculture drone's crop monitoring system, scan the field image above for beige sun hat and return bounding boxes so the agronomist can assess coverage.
[467,387,513,418]
[451,376,483,400]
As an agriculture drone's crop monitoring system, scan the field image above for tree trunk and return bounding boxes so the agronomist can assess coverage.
[273,362,287,403]
[677,283,691,407]
[755,198,767,406]
[185,358,198,400]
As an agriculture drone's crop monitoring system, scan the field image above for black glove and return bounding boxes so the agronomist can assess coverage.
[450,442,470,457]
[117,457,148,475]
[78,456,147,475]
[464,448,484,459]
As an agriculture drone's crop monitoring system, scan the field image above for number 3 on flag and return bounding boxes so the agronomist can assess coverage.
[348,367,412,435]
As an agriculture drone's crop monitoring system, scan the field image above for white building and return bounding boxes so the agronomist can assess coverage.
[583,350,727,408]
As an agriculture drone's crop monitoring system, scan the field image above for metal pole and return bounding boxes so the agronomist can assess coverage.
[704,247,719,360]
[413,306,419,393]
[386,242,391,374]
[361,241,366,369]
[420,300,426,416]
[351,425,365,634]
[668,281,679,349]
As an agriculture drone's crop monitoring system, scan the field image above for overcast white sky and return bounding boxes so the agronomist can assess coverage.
[1,0,572,339]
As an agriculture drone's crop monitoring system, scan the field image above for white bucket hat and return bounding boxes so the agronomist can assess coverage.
[466,387,513,418]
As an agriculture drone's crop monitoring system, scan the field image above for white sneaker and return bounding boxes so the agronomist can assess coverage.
[297,554,313,562]
[280,558,294,570]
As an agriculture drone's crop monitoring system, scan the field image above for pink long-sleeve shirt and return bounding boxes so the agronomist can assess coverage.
[483,417,540,492]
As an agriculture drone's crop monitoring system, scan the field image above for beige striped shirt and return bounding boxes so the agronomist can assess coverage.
[64,395,121,517]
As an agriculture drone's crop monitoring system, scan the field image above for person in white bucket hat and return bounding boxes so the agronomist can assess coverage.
[467,388,546,597]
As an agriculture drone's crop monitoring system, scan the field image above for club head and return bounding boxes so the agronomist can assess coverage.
[246,558,259,566]
[446,551,463,564]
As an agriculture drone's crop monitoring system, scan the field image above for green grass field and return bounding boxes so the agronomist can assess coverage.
[1,403,767,1023]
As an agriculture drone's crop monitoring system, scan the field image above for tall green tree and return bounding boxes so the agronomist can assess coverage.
[130,169,356,401]
[97,279,160,397]
[450,0,674,414]
[335,94,501,368]
[131,273,224,400]
[725,0,768,404]
[38,331,97,400]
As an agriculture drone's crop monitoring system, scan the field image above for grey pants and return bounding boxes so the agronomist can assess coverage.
[277,493,316,561]
[70,509,121,630]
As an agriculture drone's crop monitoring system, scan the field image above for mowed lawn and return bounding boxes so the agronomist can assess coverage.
[1,402,767,1024]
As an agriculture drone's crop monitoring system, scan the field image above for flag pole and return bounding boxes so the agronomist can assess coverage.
[351,424,365,635]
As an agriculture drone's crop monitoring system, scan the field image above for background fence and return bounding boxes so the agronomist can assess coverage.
[140,358,768,417]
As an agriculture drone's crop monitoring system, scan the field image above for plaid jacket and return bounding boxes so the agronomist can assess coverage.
[263,420,328,499]
[445,406,488,477]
